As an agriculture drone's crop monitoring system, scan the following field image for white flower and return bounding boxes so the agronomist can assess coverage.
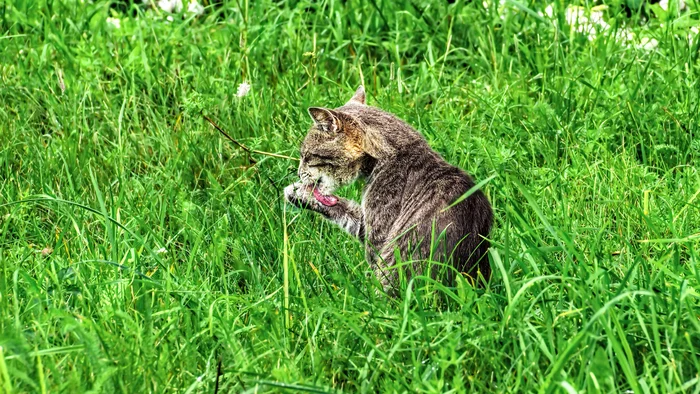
[544,4,554,18]
[106,17,121,29]
[158,0,183,13]
[236,82,251,98]
[690,27,699,45]
[187,0,204,14]
[588,10,607,27]
[638,37,658,51]
[564,6,583,26]
[659,0,686,11]
[482,0,507,19]
[155,247,168,254]
[612,28,636,44]
[564,6,610,40]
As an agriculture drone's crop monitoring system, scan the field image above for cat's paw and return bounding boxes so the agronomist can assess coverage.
[284,182,313,208]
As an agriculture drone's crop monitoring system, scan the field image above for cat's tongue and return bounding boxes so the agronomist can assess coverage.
[312,187,338,207]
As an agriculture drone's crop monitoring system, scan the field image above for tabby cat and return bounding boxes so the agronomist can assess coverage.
[284,87,493,295]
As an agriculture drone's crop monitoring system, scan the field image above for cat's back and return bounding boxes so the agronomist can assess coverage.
[339,103,478,209]
[339,101,491,224]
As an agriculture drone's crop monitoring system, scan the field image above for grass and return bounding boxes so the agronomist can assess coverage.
[1,0,699,392]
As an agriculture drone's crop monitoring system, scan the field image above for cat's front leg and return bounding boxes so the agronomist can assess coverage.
[284,182,364,240]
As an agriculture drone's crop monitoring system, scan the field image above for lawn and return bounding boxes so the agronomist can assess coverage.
[1,0,699,392]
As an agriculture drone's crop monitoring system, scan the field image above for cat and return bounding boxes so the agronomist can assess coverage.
[284,86,493,295]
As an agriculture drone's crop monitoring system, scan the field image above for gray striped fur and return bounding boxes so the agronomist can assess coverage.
[284,87,493,295]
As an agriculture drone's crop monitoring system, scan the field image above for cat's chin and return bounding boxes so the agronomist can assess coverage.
[311,186,338,207]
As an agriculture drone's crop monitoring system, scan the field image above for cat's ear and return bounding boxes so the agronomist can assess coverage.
[362,127,390,159]
[347,86,366,105]
[308,107,341,133]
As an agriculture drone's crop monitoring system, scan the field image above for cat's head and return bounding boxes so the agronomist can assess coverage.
[297,87,369,196]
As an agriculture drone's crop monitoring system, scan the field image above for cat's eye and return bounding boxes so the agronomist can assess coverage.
[304,153,335,167]
[309,153,334,161]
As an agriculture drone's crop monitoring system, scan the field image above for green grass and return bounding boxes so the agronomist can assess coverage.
[1,0,699,392]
